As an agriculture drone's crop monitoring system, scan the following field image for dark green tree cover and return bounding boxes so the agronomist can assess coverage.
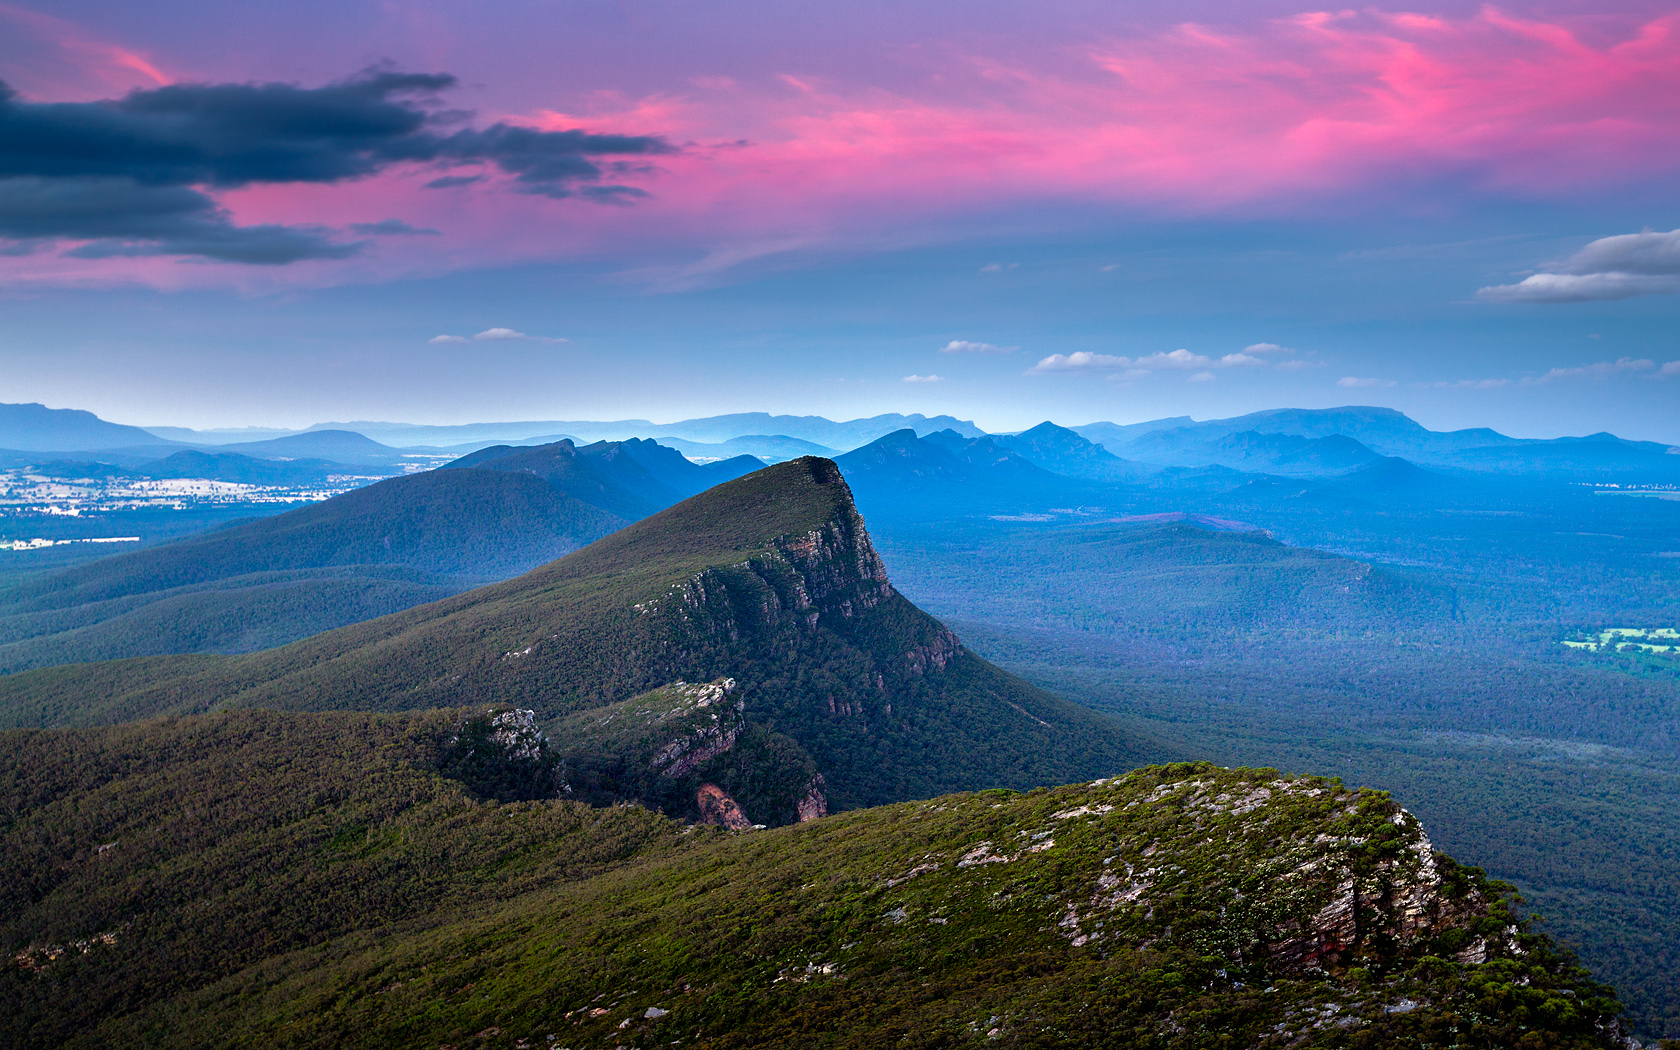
[0,711,1627,1049]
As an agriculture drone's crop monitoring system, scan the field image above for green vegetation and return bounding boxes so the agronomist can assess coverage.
[552,678,827,826]
[864,498,1680,1039]
[0,468,623,673]
[0,437,766,675]
[0,458,1144,811]
[0,709,1625,1049]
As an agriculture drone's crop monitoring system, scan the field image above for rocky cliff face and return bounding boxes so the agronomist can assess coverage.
[545,678,827,827]
[641,475,963,699]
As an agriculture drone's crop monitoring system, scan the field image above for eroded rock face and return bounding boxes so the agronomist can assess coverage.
[697,783,753,830]
[795,775,829,822]
[647,680,744,778]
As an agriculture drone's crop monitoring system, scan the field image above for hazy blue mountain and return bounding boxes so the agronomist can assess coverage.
[993,421,1147,480]
[627,433,839,464]
[1074,405,1680,481]
[445,438,763,521]
[145,450,360,484]
[0,402,174,452]
[1119,428,1384,476]
[652,412,986,449]
[1434,433,1680,479]
[142,425,302,443]
[152,413,988,453]
[835,428,1083,519]
[1069,416,1194,451]
[10,451,369,487]
[206,429,410,466]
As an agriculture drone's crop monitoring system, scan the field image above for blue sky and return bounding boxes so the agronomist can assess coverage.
[0,0,1676,440]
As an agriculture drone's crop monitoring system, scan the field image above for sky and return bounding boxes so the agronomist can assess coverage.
[0,0,1677,440]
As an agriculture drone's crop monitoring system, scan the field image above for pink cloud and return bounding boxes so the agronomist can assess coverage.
[5,6,1680,288]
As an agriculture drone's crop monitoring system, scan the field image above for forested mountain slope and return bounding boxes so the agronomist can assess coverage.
[0,469,625,673]
[0,438,762,674]
[0,458,1141,808]
[0,709,1625,1050]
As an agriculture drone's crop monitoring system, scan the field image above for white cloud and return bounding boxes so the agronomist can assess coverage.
[979,262,1018,273]
[1478,229,1680,302]
[1337,376,1396,388]
[1030,346,1274,377]
[1530,357,1655,383]
[902,373,945,383]
[1661,360,1680,377]
[1274,359,1308,371]
[1478,272,1680,303]
[1567,228,1680,275]
[941,340,1017,354]
[1028,352,1133,374]
[450,327,571,343]
[428,334,470,344]
[1134,348,1211,369]
[1187,371,1216,383]
[1242,342,1296,355]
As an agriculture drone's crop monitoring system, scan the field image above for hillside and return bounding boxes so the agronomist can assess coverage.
[0,438,763,673]
[0,458,1142,809]
[205,428,406,464]
[0,709,1626,1049]
[0,469,625,672]
[0,402,168,452]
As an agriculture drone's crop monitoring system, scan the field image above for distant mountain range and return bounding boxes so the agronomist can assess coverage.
[138,411,988,453]
[1077,405,1680,480]
[6,401,1679,487]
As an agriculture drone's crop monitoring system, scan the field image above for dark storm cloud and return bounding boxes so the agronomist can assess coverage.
[423,174,484,189]
[0,176,355,263]
[348,219,441,235]
[0,71,673,263]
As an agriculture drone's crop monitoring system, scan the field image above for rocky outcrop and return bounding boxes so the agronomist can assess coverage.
[646,680,743,778]
[1013,769,1534,980]
[795,775,829,822]
[696,783,753,829]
